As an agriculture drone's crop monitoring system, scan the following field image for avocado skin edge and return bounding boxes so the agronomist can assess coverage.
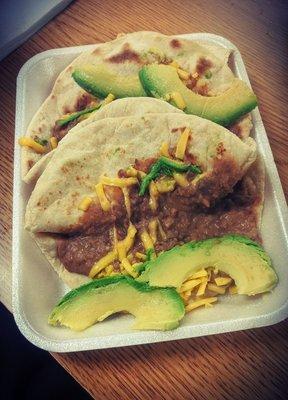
[50,275,184,317]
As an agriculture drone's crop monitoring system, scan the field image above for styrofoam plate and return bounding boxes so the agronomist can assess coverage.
[12,33,288,352]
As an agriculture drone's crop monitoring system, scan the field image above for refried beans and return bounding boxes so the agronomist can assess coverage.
[56,160,260,276]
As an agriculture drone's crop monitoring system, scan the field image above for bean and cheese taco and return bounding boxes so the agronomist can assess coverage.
[19,31,256,180]
[25,113,258,288]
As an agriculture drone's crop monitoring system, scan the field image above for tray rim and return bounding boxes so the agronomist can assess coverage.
[12,32,288,352]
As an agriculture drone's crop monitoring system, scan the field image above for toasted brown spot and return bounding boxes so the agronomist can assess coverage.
[195,84,209,96]
[196,57,213,75]
[28,160,34,169]
[92,47,101,55]
[75,93,93,111]
[107,43,141,64]
[216,142,226,157]
[170,39,181,49]
[171,127,186,133]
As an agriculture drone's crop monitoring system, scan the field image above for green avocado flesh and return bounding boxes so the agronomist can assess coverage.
[72,64,147,98]
[138,235,278,295]
[139,64,258,126]
[48,276,185,331]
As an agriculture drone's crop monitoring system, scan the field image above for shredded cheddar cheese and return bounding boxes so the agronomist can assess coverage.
[229,285,238,295]
[169,60,179,68]
[185,297,217,312]
[207,283,226,295]
[89,250,118,278]
[102,93,115,105]
[121,257,138,278]
[180,278,202,293]
[95,183,110,212]
[215,277,232,286]
[122,187,131,217]
[18,137,46,154]
[192,72,199,79]
[196,279,208,296]
[135,252,147,261]
[170,92,186,110]
[189,269,208,279]
[50,136,58,149]
[101,176,138,187]
[78,196,93,211]
[173,172,189,187]
[157,219,167,240]
[149,181,158,211]
[160,142,170,157]
[175,127,190,160]
[116,224,137,262]
[155,176,175,193]
[177,68,190,80]
[148,219,158,244]
[126,166,138,177]
[140,229,154,252]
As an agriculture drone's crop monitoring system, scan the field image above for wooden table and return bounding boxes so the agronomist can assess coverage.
[1,0,287,398]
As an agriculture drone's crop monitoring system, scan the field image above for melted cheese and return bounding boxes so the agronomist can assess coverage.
[101,176,138,187]
[126,166,138,177]
[18,137,46,154]
[78,196,93,211]
[229,285,238,295]
[95,183,110,212]
[175,127,190,160]
[89,250,118,278]
[157,219,167,240]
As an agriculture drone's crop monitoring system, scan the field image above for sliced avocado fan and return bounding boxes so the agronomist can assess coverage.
[139,64,258,126]
[138,235,278,296]
[72,64,147,98]
[48,275,185,331]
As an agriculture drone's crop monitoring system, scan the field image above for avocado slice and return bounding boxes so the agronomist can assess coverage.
[139,64,258,126]
[48,275,185,331]
[72,64,147,99]
[138,235,278,295]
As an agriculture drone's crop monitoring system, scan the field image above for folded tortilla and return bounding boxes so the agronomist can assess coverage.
[24,113,260,287]
[21,31,235,179]
[23,97,183,184]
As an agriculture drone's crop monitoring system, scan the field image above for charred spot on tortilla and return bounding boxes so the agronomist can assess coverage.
[170,39,182,49]
[107,43,141,64]
[196,57,213,75]
[28,160,35,169]
[75,93,95,111]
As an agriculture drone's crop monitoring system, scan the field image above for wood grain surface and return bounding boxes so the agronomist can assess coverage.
[0,0,288,398]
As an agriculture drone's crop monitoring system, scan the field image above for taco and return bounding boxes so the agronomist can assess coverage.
[23,97,183,184]
[19,31,257,180]
[25,113,258,287]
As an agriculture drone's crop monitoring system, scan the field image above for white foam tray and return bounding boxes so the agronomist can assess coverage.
[12,33,288,352]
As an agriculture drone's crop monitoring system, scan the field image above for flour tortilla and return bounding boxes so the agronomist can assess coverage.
[23,97,183,184]
[25,113,257,233]
[22,31,234,179]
